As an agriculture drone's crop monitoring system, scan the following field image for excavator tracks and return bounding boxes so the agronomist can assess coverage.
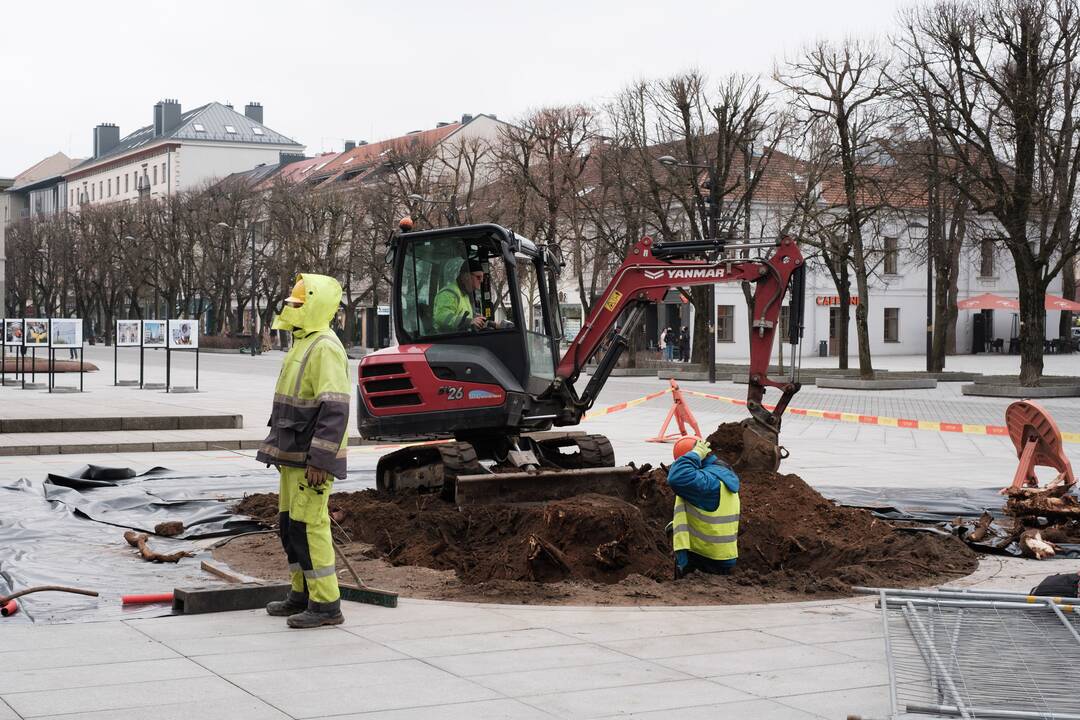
[375,432,636,506]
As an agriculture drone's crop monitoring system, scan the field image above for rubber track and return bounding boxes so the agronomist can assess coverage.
[437,441,483,477]
[574,434,616,468]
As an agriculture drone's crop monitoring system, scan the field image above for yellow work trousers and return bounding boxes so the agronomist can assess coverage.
[277,466,340,604]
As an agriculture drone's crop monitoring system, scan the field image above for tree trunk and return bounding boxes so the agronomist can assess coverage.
[1059,258,1076,353]
[690,286,710,368]
[931,263,951,372]
[1016,263,1046,386]
[850,254,875,379]
[835,265,851,370]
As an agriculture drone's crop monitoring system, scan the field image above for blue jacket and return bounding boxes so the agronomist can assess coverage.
[667,453,740,511]
[667,453,740,573]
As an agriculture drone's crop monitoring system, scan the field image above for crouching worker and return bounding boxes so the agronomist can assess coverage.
[668,436,740,578]
[257,274,350,628]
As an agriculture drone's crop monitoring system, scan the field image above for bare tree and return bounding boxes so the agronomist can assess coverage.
[778,39,895,379]
[898,0,1080,383]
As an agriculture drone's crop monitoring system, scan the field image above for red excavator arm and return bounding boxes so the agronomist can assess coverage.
[553,235,805,436]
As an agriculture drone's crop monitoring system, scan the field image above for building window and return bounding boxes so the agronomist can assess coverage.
[99,180,103,198]
[716,305,735,343]
[90,184,95,201]
[107,179,111,197]
[884,307,900,343]
[153,166,158,185]
[252,127,264,136]
[125,174,129,193]
[980,239,995,277]
[193,123,206,132]
[884,237,898,275]
[162,163,167,184]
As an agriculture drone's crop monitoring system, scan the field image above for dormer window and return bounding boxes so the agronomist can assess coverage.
[252,127,264,136]
[224,125,237,134]
[193,123,206,132]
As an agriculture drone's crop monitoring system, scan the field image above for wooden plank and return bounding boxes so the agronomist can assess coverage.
[200,559,260,584]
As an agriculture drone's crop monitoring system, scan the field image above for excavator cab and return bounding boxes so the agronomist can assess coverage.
[358,224,571,442]
[394,224,563,397]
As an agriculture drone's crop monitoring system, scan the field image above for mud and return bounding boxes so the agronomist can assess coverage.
[220,424,978,606]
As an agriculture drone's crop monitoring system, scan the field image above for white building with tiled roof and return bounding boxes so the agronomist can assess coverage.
[65,99,304,209]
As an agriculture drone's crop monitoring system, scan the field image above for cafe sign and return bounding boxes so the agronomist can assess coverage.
[815,296,859,306]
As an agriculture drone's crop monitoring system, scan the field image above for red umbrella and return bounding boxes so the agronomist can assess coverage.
[957,293,1020,310]
[1046,294,1080,312]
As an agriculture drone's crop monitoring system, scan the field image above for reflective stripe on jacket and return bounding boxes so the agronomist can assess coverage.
[256,328,350,478]
[672,487,740,562]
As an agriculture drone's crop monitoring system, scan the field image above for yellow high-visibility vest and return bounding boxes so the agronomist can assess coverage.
[672,488,740,561]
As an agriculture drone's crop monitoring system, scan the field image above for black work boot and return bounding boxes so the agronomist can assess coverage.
[287,599,344,629]
[266,591,308,617]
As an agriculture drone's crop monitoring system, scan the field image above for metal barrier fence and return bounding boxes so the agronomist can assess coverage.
[859,587,1080,719]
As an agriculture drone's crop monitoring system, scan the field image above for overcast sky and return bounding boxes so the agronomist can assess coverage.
[1,0,906,177]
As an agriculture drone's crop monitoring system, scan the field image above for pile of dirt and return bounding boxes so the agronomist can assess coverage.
[224,424,977,605]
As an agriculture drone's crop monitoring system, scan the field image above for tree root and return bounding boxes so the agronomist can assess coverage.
[124,531,195,563]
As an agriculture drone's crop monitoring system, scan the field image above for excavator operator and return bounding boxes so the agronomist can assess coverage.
[433,258,487,333]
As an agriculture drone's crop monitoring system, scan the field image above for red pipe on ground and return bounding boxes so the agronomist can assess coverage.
[1,600,18,617]
[121,593,174,605]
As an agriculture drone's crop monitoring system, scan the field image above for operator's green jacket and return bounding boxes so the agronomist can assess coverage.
[256,274,350,479]
[433,282,473,333]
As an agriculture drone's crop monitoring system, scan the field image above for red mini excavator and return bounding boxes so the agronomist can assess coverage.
[356,222,805,504]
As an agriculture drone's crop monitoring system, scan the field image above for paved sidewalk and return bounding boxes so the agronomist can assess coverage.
[0,556,1063,720]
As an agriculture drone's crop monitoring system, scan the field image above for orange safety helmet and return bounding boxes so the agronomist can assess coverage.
[673,436,700,460]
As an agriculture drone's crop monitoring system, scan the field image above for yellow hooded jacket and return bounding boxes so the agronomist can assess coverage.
[256,274,350,479]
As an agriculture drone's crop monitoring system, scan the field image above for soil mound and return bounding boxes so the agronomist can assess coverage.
[232,424,976,601]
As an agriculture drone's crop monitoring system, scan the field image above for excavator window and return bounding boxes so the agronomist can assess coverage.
[398,235,508,340]
[516,255,557,380]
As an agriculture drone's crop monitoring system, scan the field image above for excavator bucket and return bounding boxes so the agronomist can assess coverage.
[732,418,786,474]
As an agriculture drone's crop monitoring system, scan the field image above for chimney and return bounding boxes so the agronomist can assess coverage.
[93,123,120,158]
[244,102,263,124]
[461,113,474,124]
[344,140,356,151]
[279,151,306,165]
[436,121,450,128]
[357,140,368,146]
[153,99,182,137]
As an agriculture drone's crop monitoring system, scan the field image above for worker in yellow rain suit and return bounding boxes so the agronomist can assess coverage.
[257,274,351,628]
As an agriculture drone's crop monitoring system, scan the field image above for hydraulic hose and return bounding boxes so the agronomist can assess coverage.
[1,600,17,617]
[0,585,99,604]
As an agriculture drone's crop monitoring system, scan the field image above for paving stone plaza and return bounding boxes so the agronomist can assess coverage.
[0,348,1077,718]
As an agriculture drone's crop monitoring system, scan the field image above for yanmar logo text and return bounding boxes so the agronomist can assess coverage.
[643,268,726,281]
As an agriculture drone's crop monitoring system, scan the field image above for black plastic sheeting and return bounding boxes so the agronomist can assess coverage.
[818,484,1080,559]
[0,465,374,624]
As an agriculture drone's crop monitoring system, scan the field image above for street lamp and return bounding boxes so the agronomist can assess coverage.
[909,221,932,372]
[217,221,259,357]
[656,155,718,383]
